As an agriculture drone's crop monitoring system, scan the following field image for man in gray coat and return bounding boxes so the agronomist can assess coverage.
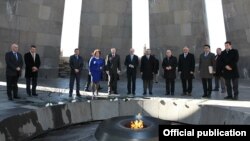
[199,45,215,98]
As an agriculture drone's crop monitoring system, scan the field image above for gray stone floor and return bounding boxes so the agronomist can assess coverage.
[0,77,250,121]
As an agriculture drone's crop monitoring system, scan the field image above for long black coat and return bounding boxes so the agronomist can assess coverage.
[124,54,139,74]
[24,52,41,78]
[140,55,156,80]
[5,51,23,77]
[178,53,195,79]
[162,56,177,79]
[221,49,239,79]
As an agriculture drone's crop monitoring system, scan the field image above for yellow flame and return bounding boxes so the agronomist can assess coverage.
[131,120,144,129]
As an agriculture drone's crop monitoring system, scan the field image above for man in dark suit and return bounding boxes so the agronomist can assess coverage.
[24,45,41,96]
[213,48,226,93]
[105,48,121,94]
[69,48,83,97]
[124,48,139,95]
[162,50,177,95]
[140,49,157,95]
[199,45,215,98]
[178,46,195,96]
[5,43,23,100]
[221,41,239,100]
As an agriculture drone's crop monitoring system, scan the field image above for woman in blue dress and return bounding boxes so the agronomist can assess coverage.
[89,49,104,96]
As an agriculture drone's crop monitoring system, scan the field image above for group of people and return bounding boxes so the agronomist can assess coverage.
[163,41,239,100]
[5,44,40,100]
[70,40,239,101]
[5,41,239,101]
[160,41,238,100]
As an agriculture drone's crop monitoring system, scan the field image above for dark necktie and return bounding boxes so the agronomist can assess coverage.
[14,53,18,60]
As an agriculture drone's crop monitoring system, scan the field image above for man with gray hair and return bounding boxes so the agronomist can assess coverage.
[140,49,157,95]
[162,49,177,95]
[105,48,121,94]
[213,47,226,93]
[124,48,139,95]
[178,46,195,96]
[5,43,23,100]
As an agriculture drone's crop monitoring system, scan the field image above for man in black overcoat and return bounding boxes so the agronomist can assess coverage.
[24,45,41,96]
[178,46,195,96]
[140,49,157,95]
[221,41,239,100]
[162,50,177,95]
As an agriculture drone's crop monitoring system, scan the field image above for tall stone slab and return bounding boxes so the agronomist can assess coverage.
[149,0,208,76]
[222,0,250,78]
[79,0,132,70]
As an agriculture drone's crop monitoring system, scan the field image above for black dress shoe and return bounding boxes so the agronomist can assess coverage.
[202,94,207,98]
[132,92,135,95]
[224,96,233,99]
[69,94,72,97]
[233,95,238,100]
[165,92,170,95]
[8,98,13,101]
[76,94,82,97]
[27,93,31,96]
[143,92,146,95]
[13,96,21,99]
[114,92,118,94]
[149,92,152,95]
[181,92,187,96]
[32,94,38,96]
[127,92,131,95]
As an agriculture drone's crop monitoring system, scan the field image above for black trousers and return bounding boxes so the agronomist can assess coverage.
[202,78,212,96]
[26,77,37,95]
[214,76,226,90]
[69,73,81,95]
[181,79,192,93]
[6,75,19,99]
[165,79,175,93]
[127,71,136,93]
[225,78,239,97]
[143,80,153,93]
[108,72,118,93]
[84,74,91,90]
